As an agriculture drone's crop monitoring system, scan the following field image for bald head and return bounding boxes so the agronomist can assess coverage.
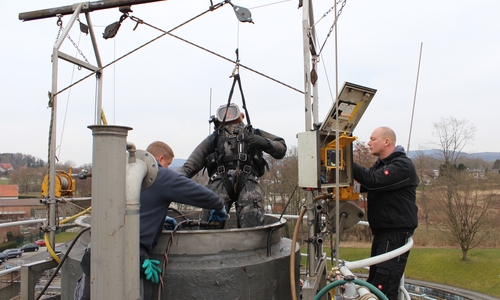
[368,126,397,159]
[378,127,396,145]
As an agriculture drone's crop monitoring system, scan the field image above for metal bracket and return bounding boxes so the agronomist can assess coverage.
[73,2,90,11]
[135,149,158,189]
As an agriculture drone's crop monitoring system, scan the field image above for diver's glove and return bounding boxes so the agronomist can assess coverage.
[142,259,162,283]
[247,134,270,150]
[164,216,178,230]
[209,207,228,222]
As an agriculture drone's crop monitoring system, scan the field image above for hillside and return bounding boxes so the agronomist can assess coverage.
[408,150,500,162]
[169,158,186,171]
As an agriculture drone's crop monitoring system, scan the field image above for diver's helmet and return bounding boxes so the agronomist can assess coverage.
[216,103,241,123]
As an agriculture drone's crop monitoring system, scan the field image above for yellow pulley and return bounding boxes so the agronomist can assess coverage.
[41,168,76,198]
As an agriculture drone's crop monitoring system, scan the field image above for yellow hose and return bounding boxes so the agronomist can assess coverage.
[101,109,108,125]
[45,206,92,262]
[60,206,91,224]
[290,206,307,300]
[44,233,61,263]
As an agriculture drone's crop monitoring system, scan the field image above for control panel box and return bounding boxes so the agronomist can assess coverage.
[298,82,376,198]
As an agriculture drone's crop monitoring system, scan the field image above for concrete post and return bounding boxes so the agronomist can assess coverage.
[88,125,131,300]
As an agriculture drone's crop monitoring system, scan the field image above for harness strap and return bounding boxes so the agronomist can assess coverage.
[219,171,237,198]
[222,48,252,126]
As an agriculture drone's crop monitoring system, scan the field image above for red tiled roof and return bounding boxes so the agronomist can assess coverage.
[0,185,19,197]
[0,163,12,170]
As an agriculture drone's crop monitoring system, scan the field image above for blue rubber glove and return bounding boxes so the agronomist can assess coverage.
[142,259,162,283]
[164,216,178,230]
[209,207,228,222]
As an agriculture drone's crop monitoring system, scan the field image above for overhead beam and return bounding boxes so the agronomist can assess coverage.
[19,0,167,22]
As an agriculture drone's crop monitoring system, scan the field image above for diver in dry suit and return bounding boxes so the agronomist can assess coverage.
[177,103,287,228]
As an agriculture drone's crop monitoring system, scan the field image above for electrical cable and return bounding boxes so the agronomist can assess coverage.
[36,227,91,300]
[279,185,298,221]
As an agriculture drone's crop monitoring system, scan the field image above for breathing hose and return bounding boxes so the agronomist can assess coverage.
[313,279,389,300]
[290,205,307,300]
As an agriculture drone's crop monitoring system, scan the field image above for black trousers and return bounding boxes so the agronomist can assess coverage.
[75,246,155,300]
[367,231,411,300]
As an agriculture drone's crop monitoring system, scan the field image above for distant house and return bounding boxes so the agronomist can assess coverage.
[467,168,485,178]
[0,185,19,200]
[0,185,31,241]
[492,159,500,174]
[0,198,46,242]
[0,163,13,173]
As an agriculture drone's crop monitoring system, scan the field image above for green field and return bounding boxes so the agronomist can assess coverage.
[55,231,79,243]
[43,233,500,298]
[302,247,500,298]
[54,231,500,297]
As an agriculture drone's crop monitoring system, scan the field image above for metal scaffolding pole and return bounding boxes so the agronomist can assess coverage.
[19,0,168,21]
[300,1,327,299]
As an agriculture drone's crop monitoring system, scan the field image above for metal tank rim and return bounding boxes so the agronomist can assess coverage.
[153,213,288,255]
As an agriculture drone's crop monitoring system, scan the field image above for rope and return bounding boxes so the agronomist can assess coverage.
[54,3,226,97]
[165,32,304,94]
[316,0,348,57]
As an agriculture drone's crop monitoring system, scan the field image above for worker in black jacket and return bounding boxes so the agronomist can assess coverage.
[353,126,419,300]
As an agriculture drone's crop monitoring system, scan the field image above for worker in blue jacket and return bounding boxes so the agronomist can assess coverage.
[139,141,226,299]
[352,127,419,300]
[75,141,226,300]
[140,141,226,253]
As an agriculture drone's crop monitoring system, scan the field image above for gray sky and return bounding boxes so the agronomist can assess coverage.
[2,0,499,167]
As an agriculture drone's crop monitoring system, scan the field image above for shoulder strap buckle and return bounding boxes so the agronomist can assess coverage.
[217,166,226,174]
[238,153,248,161]
[242,165,252,174]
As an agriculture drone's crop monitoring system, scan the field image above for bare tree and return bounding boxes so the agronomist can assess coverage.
[432,116,476,167]
[57,160,76,169]
[261,146,304,215]
[430,116,495,259]
[412,147,437,230]
[9,166,45,194]
[260,156,281,214]
[353,141,377,168]
[432,173,495,260]
[353,141,377,242]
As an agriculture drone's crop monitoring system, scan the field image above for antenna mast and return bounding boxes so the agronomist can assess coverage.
[407,42,423,155]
